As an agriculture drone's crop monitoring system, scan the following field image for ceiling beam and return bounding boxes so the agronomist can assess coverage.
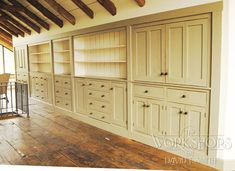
[0,1,41,33]
[0,10,31,35]
[8,0,50,31]
[97,0,116,16]
[45,0,76,25]
[71,0,94,19]
[0,23,18,37]
[0,27,12,41]
[26,0,63,28]
[134,0,145,7]
[0,36,12,50]
[0,20,24,37]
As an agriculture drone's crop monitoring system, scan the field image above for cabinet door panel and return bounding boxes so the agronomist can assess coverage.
[166,22,185,84]
[166,103,184,143]
[133,29,148,80]
[185,19,210,87]
[184,106,208,153]
[148,26,165,82]
[75,79,87,114]
[133,98,148,134]
[111,82,127,128]
[149,100,166,136]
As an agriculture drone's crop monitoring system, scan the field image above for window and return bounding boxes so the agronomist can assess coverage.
[0,45,15,77]
[0,46,3,74]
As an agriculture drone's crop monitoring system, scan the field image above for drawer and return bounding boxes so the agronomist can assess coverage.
[167,89,208,106]
[87,79,111,91]
[55,87,71,99]
[88,109,110,123]
[134,84,165,99]
[87,89,110,101]
[87,99,111,114]
[55,76,71,88]
[55,97,72,110]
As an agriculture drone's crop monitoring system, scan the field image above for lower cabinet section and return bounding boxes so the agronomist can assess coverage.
[16,71,29,84]
[75,77,127,128]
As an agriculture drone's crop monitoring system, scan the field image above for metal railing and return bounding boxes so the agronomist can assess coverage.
[0,82,29,118]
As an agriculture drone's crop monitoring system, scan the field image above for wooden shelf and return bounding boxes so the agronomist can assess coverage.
[30,51,50,55]
[54,61,71,64]
[75,60,126,63]
[54,50,70,53]
[31,61,51,64]
[74,45,126,51]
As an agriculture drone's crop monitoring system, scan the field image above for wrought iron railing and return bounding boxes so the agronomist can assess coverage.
[0,82,29,118]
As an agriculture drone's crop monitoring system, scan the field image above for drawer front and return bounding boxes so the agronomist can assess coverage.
[55,97,72,110]
[87,89,110,101]
[167,89,208,106]
[55,77,62,86]
[88,109,110,123]
[87,80,111,91]
[55,87,71,99]
[87,99,111,114]
[134,84,165,99]
[61,78,71,88]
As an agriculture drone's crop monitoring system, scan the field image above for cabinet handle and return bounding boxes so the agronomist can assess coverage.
[101,95,105,98]
[82,84,85,86]
[146,105,150,108]
[64,82,68,84]
[144,90,148,93]
[89,93,92,95]
[101,105,105,108]
[89,83,92,86]
[179,110,183,114]
[89,112,93,115]
[41,91,44,93]
[143,104,146,107]
[184,112,188,115]
[101,116,105,119]
[57,101,60,103]
[181,95,186,98]
[164,72,168,76]
[89,102,93,105]
[41,84,43,86]
[160,72,164,76]
[40,77,43,79]
[101,85,105,88]
[110,88,113,90]
[65,93,68,95]
[65,103,69,106]
[56,81,59,83]
[56,91,59,93]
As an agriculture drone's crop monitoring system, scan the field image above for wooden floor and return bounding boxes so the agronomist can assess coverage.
[0,103,217,170]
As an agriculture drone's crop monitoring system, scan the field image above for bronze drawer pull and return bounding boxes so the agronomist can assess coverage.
[101,116,105,119]
[110,88,113,90]
[89,112,93,115]
[101,105,105,108]
[64,82,68,84]
[65,93,68,95]
[146,105,150,108]
[56,81,59,83]
[101,95,105,98]
[181,95,186,98]
[65,103,69,106]
[184,112,188,115]
[89,93,92,95]
[179,110,183,114]
[160,72,164,76]
[164,72,168,76]
[57,101,60,103]
[144,90,148,93]
[89,83,92,86]
[143,104,146,107]
[101,85,105,88]
[56,91,59,93]
[82,84,85,86]
[89,102,93,105]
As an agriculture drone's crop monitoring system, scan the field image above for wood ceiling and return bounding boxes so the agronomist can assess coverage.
[0,0,145,48]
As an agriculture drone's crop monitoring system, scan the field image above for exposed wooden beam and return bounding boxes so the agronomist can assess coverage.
[26,0,63,28]
[0,36,12,50]
[0,1,41,33]
[0,27,12,41]
[45,0,76,25]
[0,20,24,37]
[71,0,94,19]
[134,0,145,7]
[0,23,18,37]
[0,10,31,35]
[97,0,116,16]
[8,0,50,31]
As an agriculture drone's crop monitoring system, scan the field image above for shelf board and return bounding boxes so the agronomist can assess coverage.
[54,61,71,64]
[74,45,126,51]
[75,60,126,63]
[30,52,50,55]
[54,50,70,53]
[31,61,51,64]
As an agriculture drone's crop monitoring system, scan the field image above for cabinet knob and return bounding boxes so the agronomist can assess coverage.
[101,95,105,98]
[143,104,146,107]
[82,84,85,86]
[101,85,105,88]
[64,82,68,84]
[184,112,188,115]
[89,112,93,115]
[110,88,113,90]
[179,110,183,114]
[164,72,168,76]
[160,72,164,76]
[89,93,92,95]
[65,104,69,106]
[57,101,60,103]
[101,116,105,119]
[182,95,186,98]
[146,105,150,108]
[65,93,68,95]
[89,102,93,105]
[89,83,92,86]
[56,91,59,93]
[144,90,148,93]
[101,105,105,108]
[56,81,59,83]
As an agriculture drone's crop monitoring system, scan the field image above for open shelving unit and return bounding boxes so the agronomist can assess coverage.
[74,28,127,79]
[28,42,52,73]
[53,38,71,75]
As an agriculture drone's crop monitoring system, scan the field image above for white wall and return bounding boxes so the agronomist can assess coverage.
[13,0,221,45]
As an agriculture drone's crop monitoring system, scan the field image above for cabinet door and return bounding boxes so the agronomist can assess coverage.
[185,18,210,87]
[30,76,36,97]
[75,79,87,114]
[184,105,208,153]
[133,25,165,82]
[148,99,166,136]
[133,28,148,80]
[166,103,184,143]
[111,82,127,128]
[166,22,186,84]
[133,98,149,134]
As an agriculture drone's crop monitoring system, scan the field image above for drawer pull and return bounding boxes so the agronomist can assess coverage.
[144,90,148,93]
[89,93,92,95]
[65,93,68,95]
[40,77,43,79]
[65,103,69,106]
[101,116,105,119]
[142,104,146,107]
[89,112,93,115]
[181,95,186,98]
[146,105,150,108]
[101,95,105,98]
[56,91,59,93]
[41,97,44,99]
[110,88,113,90]
[101,105,105,108]
[89,102,93,105]
[64,82,68,84]
[82,84,85,86]
[41,84,43,86]
[101,85,105,88]
[89,83,92,86]
[44,79,47,81]
[160,72,164,76]
[184,112,188,115]
[179,110,183,114]
[57,101,60,103]
[41,91,44,93]
[56,81,59,83]
[164,72,168,76]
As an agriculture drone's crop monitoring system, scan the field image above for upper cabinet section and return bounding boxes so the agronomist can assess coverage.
[133,15,211,88]
[28,42,52,73]
[52,38,72,76]
[15,45,28,72]
[73,28,127,79]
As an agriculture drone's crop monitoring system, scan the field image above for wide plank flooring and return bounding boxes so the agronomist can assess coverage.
[0,103,217,170]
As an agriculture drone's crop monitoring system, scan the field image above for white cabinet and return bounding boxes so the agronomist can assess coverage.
[111,82,127,127]
[15,45,28,73]
[74,78,87,114]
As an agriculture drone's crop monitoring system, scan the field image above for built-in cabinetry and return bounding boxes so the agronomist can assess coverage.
[75,77,127,128]
[15,45,29,84]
